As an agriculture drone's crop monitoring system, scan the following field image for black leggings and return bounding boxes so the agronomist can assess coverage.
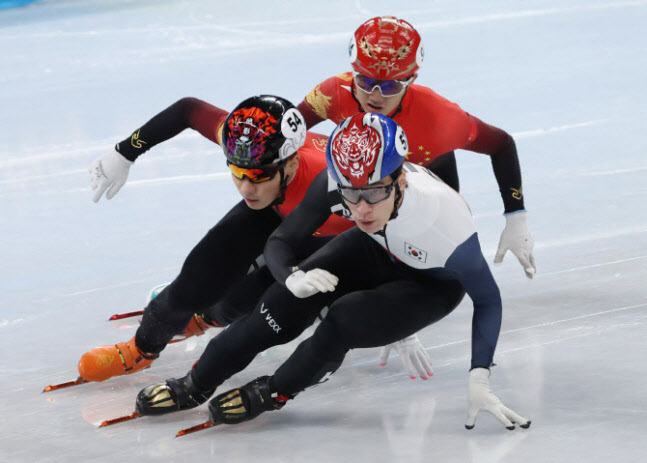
[135,200,329,354]
[193,227,465,396]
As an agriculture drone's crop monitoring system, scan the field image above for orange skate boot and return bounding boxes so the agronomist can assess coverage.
[78,336,158,382]
[147,283,222,342]
[172,314,223,342]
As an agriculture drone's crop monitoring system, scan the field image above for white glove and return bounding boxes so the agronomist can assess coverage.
[465,367,530,430]
[89,149,133,202]
[285,269,338,299]
[378,334,433,379]
[494,211,536,279]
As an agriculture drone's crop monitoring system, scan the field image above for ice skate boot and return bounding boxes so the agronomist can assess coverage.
[208,376,289,425]
[77,336,158,382]
[174,313,222,341]
[135,370,215,416]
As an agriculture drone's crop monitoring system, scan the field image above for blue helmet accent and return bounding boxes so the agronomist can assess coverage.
[326,113,408,187]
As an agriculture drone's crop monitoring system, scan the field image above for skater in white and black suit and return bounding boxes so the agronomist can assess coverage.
[138,113,530,431]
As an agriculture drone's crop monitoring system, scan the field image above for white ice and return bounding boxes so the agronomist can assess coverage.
[1,0,646,461]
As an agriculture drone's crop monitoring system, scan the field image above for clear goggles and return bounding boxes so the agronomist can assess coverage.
[338,181,396,205]
[353,72,414,97]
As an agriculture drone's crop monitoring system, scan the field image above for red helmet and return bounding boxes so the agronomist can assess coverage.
[349,16,423,80]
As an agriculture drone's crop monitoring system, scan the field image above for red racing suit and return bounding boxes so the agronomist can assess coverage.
[296,72,525,213]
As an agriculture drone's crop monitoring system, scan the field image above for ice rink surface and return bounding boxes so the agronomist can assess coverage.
[1,0,646,461]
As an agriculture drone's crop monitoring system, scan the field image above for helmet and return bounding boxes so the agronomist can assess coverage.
[349,16,423,80]
[326,113,408,188]
[222,95,306,168]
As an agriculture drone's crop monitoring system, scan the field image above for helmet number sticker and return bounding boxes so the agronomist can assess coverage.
[416,42,424,67]
[395,126,408,157]
[348,37,357,62]
[279,108,307,160]
[286,112,303,132]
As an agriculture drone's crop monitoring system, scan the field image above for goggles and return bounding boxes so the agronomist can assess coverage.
[353,72,414,97]
[338,181,396,205]
[227,162,281,183]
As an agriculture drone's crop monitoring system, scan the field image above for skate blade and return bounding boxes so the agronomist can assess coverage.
[175,420,219,437]
[99,412,141,427]
[108,310,145,321]
[43,377,88,392]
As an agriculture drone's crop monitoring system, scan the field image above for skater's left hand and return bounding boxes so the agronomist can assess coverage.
[378,334,433,379]
[465,367,531,430]
[494,211,536,279]
[285,268,338,298]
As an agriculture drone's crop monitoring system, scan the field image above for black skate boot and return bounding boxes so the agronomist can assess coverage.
[208,376,289,425]
[135,369,215,416]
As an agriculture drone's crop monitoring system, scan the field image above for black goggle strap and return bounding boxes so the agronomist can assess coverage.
[389,166,404,220]
[271,162,289,207]
[389,181,402,220]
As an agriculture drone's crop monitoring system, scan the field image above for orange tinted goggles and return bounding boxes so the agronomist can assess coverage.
[227,163,281,183]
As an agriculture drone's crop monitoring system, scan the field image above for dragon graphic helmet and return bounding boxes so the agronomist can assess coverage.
[326,113,408,188]
[222,95,306,168]
[349,16,424,80]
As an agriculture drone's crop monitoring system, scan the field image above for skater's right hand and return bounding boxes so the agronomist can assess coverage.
[465,367,531,431]
[378,334,433,379]
[285,268,338,298]
[89,149,133,202]
[494,211,536,279]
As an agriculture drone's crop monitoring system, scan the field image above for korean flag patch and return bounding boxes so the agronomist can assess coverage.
[404,242,427,263]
